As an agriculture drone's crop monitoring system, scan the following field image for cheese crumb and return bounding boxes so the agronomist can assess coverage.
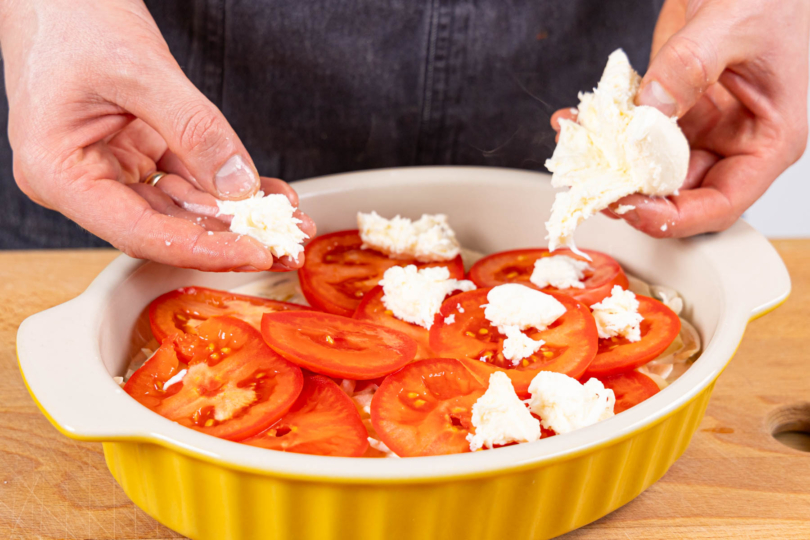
[357,211,461,262]
[660,224,668,232]
[467,372,541,451]
[444,314,456,325]
[527,372,615,434]
[483,284,567,333]
[530,255,592,290]
[216,191,308,261]
[590,285,643,342]
[502,326,545,365]
[544,49,689,252]
[379,266,475,329]
[614,204,635,215]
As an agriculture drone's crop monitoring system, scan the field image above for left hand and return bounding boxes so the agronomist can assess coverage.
[551,0,810,238]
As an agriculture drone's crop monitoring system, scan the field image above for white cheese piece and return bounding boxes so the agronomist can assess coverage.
[527,371,615,434]
[379,265,475,329]
[483,284,567,334]
[544,49,689,252]
[614,204,635,215]
[590,285,643,342]
[444,314,456,325]
[163,368,187,391]
[467,372,541,451]
[501,326,545,366]
[357,211,461,262]
[530,255,592,290]
[216,191,308,261]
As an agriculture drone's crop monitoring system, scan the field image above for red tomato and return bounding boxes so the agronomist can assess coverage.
[429,288,598,396]
[298,230,465,316]
[261,311,417,379]
[124,316,304,441]
[370,358,486,457]
[353,285,439,359]
[597,371,660,413]
[469,248,629,306]
[242,375,369,457]
[149,286,309,342]
[583,296,681,377]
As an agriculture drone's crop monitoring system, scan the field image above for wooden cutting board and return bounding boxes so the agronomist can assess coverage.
[1,243,808,540]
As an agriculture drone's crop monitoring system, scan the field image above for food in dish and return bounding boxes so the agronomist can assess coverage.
[544,49,689,253]
[121,212,699,458]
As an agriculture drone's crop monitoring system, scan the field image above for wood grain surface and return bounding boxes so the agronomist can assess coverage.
[1,244,808,540]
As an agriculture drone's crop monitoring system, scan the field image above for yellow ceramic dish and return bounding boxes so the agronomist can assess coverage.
[17,167,790,540]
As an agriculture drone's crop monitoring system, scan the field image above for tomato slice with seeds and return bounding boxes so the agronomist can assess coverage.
[429,288,598,396]
[353,285,438,359]
[242,375,369,457]
[149,286,309,342]
[298,230,465,316]
[261,311,417,379]
[370,358,486,457]
[469,248,629,306]
[583,296,681,378]
[597,371,660,413]
[124,316,304,441]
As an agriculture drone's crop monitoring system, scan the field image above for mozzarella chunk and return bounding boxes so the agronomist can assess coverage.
[357,211,461,262]
[467,372,541,451]
[483,284,567,333]
[590,285,643,342]
[216,191,308,261]
[530,255,592,290]
[544,49,689,252]
[501,326,545,366]
[379,265,475,329]
[527,372,615,434]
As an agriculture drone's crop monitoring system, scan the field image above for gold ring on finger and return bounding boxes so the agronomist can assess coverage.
[142,171,167,187]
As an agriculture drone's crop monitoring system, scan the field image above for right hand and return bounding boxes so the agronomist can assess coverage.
[1,0,315,271]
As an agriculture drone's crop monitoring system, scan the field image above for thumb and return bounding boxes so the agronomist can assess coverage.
[117,59,260,200]
[636,7,738,118]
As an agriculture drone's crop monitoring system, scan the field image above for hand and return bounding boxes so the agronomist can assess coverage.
[551,0,810,238]
[1,0,314,271]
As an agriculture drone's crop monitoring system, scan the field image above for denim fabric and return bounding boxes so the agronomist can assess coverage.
[0,0,664,248]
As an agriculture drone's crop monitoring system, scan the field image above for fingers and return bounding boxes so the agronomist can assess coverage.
[636,3,742,118]
[128,183,228,231]
[107,54,260,200]
[550,108,578,142]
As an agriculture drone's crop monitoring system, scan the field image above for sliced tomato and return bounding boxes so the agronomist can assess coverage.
[370,358,486,457]
[353,285,440,359]
[597,371,660,413]
[429,288,598,396]
[583,296,681,378]
[261,311,417,379]
[124,316,304,441]
[469,248,629,306]
[242,375,369,456]
[298,230,465,316]
[149,286,309,342]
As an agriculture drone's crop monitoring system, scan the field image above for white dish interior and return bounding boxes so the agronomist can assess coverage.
[17,167,790,481]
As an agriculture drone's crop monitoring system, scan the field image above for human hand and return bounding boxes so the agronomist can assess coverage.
[1,0,314,271]
[551,0,810,238]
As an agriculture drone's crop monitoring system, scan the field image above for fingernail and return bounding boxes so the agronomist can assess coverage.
[234,265,260,272]
[638,81,678,117]
[215,155,258,198]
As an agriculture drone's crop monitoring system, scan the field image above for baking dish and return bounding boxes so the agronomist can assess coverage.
[17,166,789,540]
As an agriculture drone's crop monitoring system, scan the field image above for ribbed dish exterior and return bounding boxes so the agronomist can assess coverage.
[104,381,714,540]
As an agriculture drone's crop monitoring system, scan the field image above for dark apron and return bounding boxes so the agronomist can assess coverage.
[0,0,663,248]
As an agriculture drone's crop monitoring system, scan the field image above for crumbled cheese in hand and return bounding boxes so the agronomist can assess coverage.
[527,372,615,434]
[216,191,308,261]
[544,49,689,252]
[379,265,475,329]
[357,211,461,262]
[483,284,567,333]
[467,372,541,451]
[590,285,643,342]
[530,255,592,290]
[502,326,545,365]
